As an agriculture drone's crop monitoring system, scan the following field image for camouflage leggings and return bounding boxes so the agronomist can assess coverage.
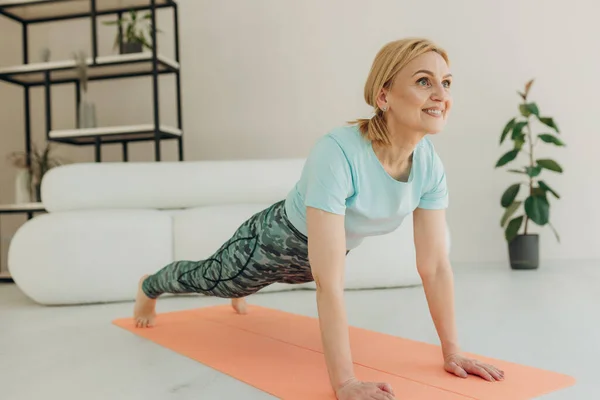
[142,200,314,299]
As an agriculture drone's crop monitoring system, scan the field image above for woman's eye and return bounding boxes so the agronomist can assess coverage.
[417,77,451,88]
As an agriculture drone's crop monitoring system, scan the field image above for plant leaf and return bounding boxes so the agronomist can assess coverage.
[538,180,560,199]
[513,133,526,150]
[505,215,524,242]
[501,201,521,227]
[524,79,534,97]
[519,102,539,117]
[524,195,549,225]
[538,116,559,132]
[537,159,563,173]
[531,187,546,197]
[500,118,516,144]
[495,149,520,167]
[538,134,565,146]
[508,168,527,174]
[501,184,521,207]
[511,121,527,140]
[526,166,542,177]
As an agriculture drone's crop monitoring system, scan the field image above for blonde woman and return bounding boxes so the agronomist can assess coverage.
[134,38,504,399]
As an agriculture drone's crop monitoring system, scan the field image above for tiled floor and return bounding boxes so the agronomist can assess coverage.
[1,261,597,399]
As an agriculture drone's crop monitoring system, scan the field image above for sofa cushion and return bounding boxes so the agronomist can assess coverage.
[8,210,173,305]
[41,159,305,212]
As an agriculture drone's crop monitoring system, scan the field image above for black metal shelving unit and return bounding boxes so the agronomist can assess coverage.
[0,0,184,163]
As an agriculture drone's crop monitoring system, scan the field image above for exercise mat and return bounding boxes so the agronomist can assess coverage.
[113,305,575,399]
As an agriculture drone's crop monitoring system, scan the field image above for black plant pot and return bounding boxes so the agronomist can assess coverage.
[121,42,143,54]
[508,234,539,270]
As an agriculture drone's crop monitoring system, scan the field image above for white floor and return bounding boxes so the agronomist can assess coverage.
[1,261,598,400]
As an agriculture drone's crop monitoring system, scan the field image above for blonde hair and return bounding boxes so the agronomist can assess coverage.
[349,38,450,145]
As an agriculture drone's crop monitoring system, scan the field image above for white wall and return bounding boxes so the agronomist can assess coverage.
[1,0,599,267]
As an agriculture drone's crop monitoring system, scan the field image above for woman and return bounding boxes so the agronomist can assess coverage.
[133,37,504,400]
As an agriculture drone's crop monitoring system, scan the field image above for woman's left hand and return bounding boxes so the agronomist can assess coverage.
[444,353,505,382]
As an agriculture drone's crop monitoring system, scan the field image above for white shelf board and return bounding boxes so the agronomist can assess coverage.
[0,52,179,85]
[0,202,45,212]
[48,124,181,144]
[50,124,181,139]
[0,0,173,21]
[0,271,13,280]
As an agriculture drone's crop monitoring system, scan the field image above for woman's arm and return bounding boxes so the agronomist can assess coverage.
[412,207,504,382]
[306,206,355,390]
[307,207,395,399]
[412,207,459,357]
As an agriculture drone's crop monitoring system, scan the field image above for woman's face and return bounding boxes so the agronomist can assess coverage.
[377,51,453,135]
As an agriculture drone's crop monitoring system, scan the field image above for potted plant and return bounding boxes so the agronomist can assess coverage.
[103,9,160,54]
[7,143,67,203]
[495,79,565,270]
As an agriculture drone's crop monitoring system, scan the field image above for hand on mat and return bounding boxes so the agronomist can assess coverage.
[444,353,504,382]
[335,378,395,400]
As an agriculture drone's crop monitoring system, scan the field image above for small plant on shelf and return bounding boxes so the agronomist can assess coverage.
[7,143,67,203]
[103,9,161,54]
[495,79,565,269]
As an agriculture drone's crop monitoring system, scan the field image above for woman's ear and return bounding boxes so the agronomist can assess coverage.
[375,87,389,111]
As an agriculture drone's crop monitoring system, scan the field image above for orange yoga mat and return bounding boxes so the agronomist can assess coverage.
[113,305,575,399]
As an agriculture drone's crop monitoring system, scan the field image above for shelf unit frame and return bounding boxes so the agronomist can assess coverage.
[0,0,184,163]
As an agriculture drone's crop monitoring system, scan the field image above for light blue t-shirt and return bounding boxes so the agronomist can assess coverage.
[284,124,449,249]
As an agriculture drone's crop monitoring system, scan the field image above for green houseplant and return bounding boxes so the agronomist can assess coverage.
[495,79,565,269]
[103,10,160,54]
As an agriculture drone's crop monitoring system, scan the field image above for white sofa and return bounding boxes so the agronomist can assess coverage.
[8,158,449,306]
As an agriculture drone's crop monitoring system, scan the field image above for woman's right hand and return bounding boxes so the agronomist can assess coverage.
[335,378,396,400]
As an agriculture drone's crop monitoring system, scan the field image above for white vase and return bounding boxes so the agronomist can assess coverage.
[78,100,97,129]
[15,169,32,204]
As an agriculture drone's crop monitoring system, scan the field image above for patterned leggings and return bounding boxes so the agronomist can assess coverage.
[142,200,314,299]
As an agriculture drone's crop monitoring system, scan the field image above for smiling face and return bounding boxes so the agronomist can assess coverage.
[376,51,453,135]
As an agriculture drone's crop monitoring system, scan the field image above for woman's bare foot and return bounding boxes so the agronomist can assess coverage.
[134,274,157,328]
[231,297,247,314]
